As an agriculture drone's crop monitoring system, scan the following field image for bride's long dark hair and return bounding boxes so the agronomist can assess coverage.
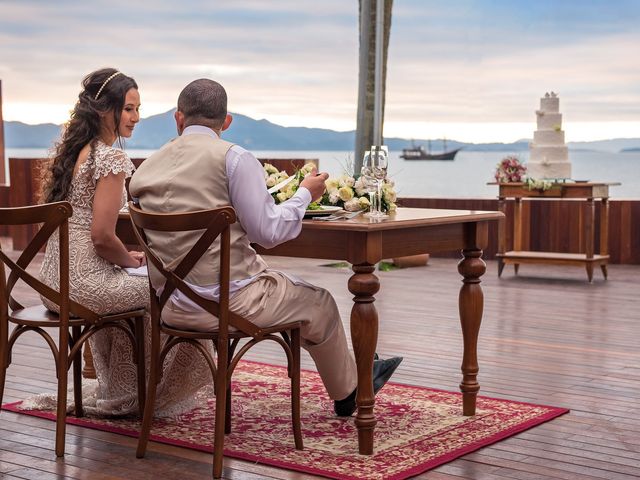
[44,68,138,203]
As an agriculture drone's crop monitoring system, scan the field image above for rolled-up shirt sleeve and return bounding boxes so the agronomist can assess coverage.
[227,146,311,248]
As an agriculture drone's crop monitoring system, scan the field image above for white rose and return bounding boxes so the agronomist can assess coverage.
[301,162,316,175]
[264,163,278,175]
[328,191,340,204]
[343,198,361,212]
[354,177,368,196]
[276,192,288,203]
[382,185,397,202]
[338,174,355,188]
[266,176,277,188]
[358,196,370,209]
[338,186,354,202]
[325,178,340,193]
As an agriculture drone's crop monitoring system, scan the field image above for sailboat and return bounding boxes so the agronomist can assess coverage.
[400,139,461,161]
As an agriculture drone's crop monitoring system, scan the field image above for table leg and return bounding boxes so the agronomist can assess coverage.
[348,263,379,455]
[600,198,609,280]
[513,198,522,274]
[584,198,595,282]
[497,197,506,277]
[457,248,486,416]
[82,342,96,379]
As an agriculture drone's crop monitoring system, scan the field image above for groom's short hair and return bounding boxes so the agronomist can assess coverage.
[177,79,227,128]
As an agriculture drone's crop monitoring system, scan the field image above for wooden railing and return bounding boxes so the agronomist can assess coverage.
[2,157,318,250]
[398,197,640,264]
[2,158,639,264]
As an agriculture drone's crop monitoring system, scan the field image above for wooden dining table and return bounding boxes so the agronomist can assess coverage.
[117,206,503,455]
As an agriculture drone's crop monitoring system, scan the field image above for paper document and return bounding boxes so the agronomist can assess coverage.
[124,265,148,277]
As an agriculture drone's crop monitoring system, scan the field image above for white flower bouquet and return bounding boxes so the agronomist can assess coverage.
[263,162,397,213]
[263,162,316,205]
[322,172,397,213]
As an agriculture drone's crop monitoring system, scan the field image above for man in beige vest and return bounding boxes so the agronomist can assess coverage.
[129,79,401,416]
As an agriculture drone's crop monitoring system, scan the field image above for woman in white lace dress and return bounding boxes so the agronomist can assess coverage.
[37,68,211,416]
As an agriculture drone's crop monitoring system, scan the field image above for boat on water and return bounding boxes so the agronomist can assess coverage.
[400,140,461,161]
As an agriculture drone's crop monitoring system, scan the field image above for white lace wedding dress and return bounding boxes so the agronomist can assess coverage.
[30,140,212,417]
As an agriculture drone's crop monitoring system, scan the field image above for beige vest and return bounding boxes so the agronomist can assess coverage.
[129,133,268,288]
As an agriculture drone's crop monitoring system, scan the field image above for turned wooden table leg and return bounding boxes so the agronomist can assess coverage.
[600,198,610,280]
[349,263,379,455]
[458,248,486,416]
[82,342,96,379]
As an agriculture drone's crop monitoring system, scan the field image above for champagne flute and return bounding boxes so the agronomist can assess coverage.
[362,148,389,218]
[360,151,379,217]
[370,146,389,218]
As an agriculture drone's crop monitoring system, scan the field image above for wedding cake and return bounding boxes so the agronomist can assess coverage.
[527,92,571,179]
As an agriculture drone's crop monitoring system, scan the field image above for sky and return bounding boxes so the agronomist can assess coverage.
[1,0,639,143]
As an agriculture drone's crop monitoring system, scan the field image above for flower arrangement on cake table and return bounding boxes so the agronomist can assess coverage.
[263,162,397,213]
[493,155,553,192]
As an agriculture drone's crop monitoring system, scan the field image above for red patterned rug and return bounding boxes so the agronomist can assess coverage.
[3,361,568,480]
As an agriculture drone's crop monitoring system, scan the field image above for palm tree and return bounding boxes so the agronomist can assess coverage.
[354,0,393,174]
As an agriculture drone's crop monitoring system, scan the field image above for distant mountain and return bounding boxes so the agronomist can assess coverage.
[5,121,62,148]
[567,138,640,153]
[4,110,640,153]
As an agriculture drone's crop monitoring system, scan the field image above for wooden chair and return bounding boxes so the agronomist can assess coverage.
[0,202,146,456]
[129,203,304,479]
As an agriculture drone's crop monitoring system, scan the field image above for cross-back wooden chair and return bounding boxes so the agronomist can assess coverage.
[0,202,146,457]
[129,202,304,479]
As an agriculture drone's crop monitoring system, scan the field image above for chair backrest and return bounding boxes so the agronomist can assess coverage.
[0,202,102,324]
[128,203,261,337]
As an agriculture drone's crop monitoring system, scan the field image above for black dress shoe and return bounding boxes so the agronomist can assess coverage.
[334,355,403,417]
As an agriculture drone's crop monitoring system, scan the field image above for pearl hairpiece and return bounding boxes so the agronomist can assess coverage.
[94,71,122,100]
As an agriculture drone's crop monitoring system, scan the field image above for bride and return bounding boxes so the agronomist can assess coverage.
[33,68,211,416]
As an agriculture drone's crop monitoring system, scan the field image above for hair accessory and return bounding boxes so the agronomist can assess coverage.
[94,71,122,100]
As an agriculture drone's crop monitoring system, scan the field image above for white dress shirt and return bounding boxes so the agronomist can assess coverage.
[167,125,313,312]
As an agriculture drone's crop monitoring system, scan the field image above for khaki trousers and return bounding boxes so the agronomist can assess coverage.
[162,271,358,400]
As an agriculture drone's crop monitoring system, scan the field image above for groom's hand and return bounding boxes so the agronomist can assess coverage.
[300,169,328,202]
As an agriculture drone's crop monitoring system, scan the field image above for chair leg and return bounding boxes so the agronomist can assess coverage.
[0,318,9,407]
[224,345,232,434]
[213,338,228,479]
[291,328,303,450]
[136,320,161,458]
[55,344,69,457]
[134,317,146,418]
[72,326,83,418]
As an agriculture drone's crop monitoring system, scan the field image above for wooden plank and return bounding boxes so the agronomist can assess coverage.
[2,251,639,479]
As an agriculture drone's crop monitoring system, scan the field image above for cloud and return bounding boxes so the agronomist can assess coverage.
[1,0,638,143]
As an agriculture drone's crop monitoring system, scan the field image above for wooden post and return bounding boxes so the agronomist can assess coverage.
[0,79,6,185]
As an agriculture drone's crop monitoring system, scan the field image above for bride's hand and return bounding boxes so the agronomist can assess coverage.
[129,251,146,267]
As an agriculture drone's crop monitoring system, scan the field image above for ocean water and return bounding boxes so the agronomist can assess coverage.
[6,148,639,199]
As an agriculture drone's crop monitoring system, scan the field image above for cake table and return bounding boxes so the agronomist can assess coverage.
[494,181,620,282]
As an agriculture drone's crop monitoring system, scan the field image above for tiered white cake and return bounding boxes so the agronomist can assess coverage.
[527,92,571,179]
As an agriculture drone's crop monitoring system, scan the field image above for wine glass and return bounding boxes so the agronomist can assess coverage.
[362,147,389,218]
[360,151,378,217]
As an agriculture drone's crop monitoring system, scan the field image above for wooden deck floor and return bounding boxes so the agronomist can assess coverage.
[1,243,639,479]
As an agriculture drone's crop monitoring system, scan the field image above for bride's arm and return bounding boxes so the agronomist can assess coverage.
[91,172,142,268]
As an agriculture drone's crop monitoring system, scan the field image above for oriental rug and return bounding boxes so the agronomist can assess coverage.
[3,361,568,480]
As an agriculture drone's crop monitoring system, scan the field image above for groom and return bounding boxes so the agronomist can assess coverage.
[129,78,401,416]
